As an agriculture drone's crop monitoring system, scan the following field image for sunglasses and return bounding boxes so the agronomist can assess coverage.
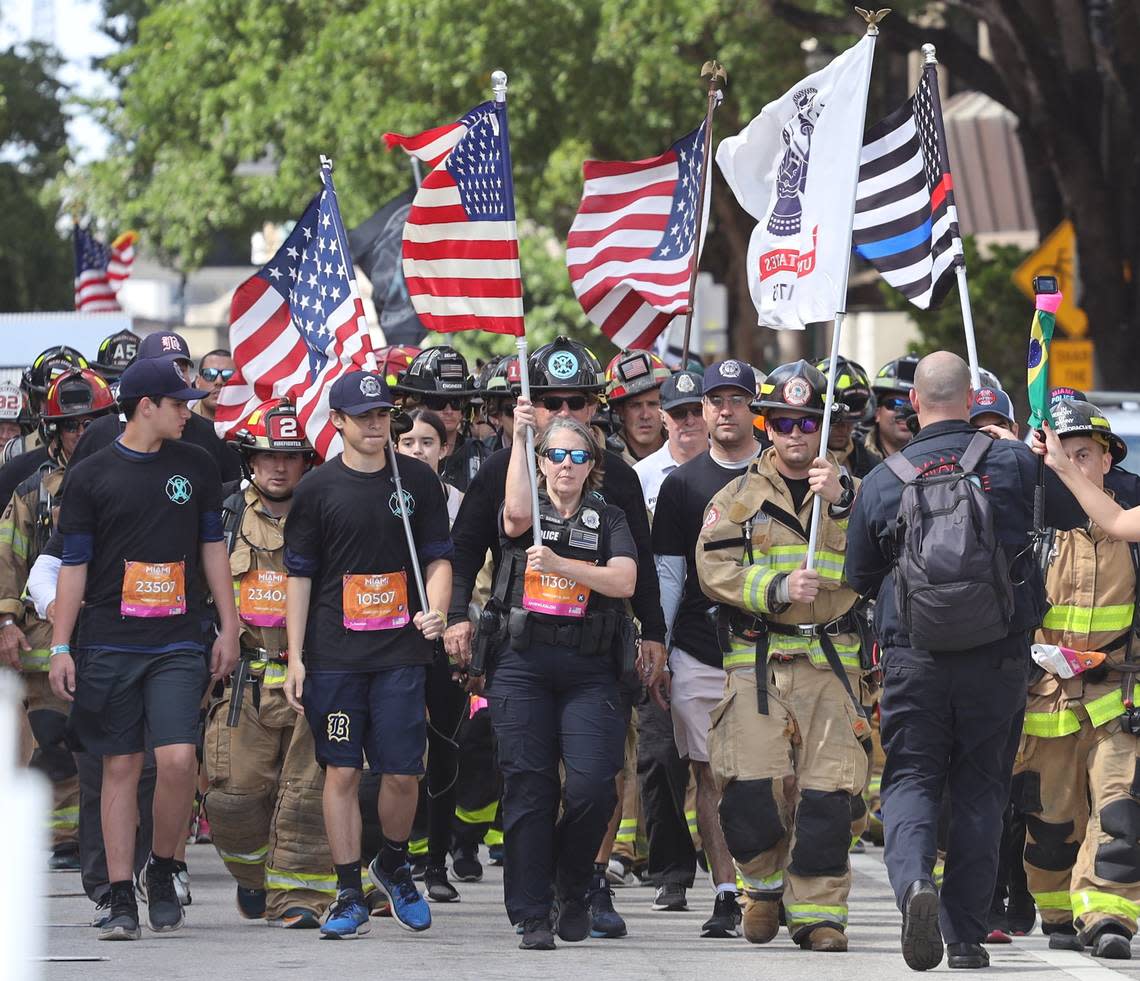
[666,405,703,421]
[199,367,235,383]
[880,395,910,411]
[540,395,589,412]
[706,394,750,410]
[422,395,465,412]
[768,416,822,435]
[59,417,96,434]
[542,447,593,465]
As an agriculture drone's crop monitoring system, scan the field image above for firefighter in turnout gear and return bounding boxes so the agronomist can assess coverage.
[0,368,116,868]
[697,360,868,953]
[1017,399,1140,961]
[815,357,880,480]
[203,400,335,928]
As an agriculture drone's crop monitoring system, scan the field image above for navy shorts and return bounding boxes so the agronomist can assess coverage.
[303,665,427,774]
[69,648,210,756]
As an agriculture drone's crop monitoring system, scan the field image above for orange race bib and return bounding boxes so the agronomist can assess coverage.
[522,569,591,619]
[342,573,409,631]
[121,561,187,618]
[238,569,287,628]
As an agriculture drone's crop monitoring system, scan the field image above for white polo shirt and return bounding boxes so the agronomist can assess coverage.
[634,441,689,516]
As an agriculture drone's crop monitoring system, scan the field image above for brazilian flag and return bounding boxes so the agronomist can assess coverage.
[1027,292,1062,429]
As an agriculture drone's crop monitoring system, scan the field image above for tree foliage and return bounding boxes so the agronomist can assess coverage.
[0,43,73,312]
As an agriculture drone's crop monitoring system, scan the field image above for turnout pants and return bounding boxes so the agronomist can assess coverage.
[879,641,1028,945]
[205,684,334,918]
[488,643,625,924]
[1017,713,1140,938]
[23,672,79,849]
[613,707,643,868]
[707,658,868,941]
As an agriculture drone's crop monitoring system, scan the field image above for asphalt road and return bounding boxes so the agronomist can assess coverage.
[33,843,1140,980]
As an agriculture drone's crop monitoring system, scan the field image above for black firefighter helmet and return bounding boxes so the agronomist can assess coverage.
[391,345,476,398]
[754,360,830,417]
[1051,397,1127,465]
[526,336,605,394]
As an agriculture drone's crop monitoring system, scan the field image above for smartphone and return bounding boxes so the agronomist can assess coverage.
[1033,275,1059,295]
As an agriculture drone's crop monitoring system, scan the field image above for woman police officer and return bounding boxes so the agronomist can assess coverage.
[488,397,637,950]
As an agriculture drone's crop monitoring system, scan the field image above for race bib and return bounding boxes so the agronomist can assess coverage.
[238,569,287,628]
[522,569,590,619]
[342,573,409,631]
[121,561,187,618]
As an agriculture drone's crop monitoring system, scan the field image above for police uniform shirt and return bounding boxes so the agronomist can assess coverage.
[652,449,757,666]
[61,410,242,497]
[283,454,453,672]
[58,439,224,652]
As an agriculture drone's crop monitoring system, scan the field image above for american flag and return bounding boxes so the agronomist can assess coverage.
[566,123,709,349]
[74,227,137,312]
[214,163,375,459]
[853,63,963,309]
[384,101,524,336]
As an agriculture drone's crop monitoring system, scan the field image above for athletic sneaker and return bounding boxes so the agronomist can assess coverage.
[49,844,81,871]
[451,844,483,882]
[701,890,742,938]
[487,843,504,866]
[321,889,371,939]
[554,895,590,942]
[587,871,627,938]
[368,859,432,932]
[145,861,185,933]
[236,886,267,919]
[519,916,557,950]
[90,895,112,928]
[99,897,141,942]
[424,865,459,903]
[606,856,635,887]
[268,907,321,929]
[173,860,192,906]
[651,883,688,911]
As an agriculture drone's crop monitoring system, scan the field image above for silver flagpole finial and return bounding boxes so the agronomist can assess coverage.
[922,43,938,65]
[491,70,508,102]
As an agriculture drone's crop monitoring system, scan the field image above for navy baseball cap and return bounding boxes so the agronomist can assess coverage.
[118,357,210,402]
[702,359,756,397]
[138,331,192,362]
[660,370,703,410]
[970,387,1015,424]
[328,371,396,415]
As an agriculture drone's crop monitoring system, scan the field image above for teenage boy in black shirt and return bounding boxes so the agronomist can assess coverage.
[49,357,240,940]
[283,370,452,940]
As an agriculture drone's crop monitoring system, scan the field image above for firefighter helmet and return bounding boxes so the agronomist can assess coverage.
[605,349,671,403]
[527,336,605,394]
[1051,398,1127,464]
[755,360,830,417]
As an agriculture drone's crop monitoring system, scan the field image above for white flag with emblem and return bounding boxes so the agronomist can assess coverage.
[716,35,874,330]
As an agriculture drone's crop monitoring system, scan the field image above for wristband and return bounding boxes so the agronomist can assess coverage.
[0,617,14,629]
[50,644,71,657]
[430,609,447,622]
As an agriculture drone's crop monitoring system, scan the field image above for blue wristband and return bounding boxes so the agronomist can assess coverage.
[49,644,71,657]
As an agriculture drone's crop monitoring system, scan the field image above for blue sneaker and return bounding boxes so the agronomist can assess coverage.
[320,890,371,939]
[368,858,431,932]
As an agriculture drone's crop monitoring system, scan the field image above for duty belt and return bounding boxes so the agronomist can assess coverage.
[528,619,587,649]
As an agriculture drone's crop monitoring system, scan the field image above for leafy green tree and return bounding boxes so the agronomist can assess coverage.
[0,43,73,312]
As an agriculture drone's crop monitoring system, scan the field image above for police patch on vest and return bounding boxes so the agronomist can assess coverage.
[326,711,351,742]
[783,377,812,406]
[389,489,415,517]
[568,528,600,551]
[580,508,600,529]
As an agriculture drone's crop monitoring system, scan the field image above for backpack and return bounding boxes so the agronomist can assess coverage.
[885,431,1014,651]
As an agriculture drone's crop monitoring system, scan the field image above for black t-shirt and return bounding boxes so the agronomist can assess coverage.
[58,440,224,652]
[783,476,810,513]
[652,450,755,666]
[0,445,50,512]
[61,411,242,498]
[284,455,453,672]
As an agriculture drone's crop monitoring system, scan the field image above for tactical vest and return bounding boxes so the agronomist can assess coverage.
[495,490,623,653]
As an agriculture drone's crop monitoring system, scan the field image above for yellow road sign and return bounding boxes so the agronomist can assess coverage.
[1012,220,1089,338]
[1050,338,1095,390]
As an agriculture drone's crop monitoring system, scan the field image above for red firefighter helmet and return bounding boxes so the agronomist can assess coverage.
[605,349,671,403]
[375,345,422,389]
[228,399,313,455]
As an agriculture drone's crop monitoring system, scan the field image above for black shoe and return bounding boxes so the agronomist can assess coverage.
[145,860,185,933]
[587,871,627,938]
[1005,893,1037,935]
[947,943,989,969]
[99,887,140,941]
[410,857,427,880]
[1093,933,1132,960]
[701,890,742,938]
[900,880,943,971]
[49,844,81,871]
[554,895,590,942]
[651,882,688,911]
[424,865,459,903]
[90,895,112,928]
[1048,931,1084,951]
[519,916,556,950]
[236,885,267,919]
[451,844,483,882]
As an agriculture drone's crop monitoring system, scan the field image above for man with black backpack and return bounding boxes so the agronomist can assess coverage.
[845,351,1084,972]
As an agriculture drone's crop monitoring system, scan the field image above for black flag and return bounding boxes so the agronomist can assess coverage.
[348,188,426,346]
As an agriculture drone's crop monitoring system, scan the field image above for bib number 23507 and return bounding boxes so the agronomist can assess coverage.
[342,573,409,631]
[121,560,187,618]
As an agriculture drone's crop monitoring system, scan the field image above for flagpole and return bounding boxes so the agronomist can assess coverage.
[679,61,727,368]
[492,69,543,548]
[922,44,981,390]
[806,9,886,571]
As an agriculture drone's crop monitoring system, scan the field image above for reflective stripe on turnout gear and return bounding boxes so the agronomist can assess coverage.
[1072,889,1140,922]
[265,868,338,896]
[218,844,269,865]
[1042,603,1134,635]
[784,902,848,927]
[1023,684,1140,738]
[723,636,862,672]
[1032,889,1074,912]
